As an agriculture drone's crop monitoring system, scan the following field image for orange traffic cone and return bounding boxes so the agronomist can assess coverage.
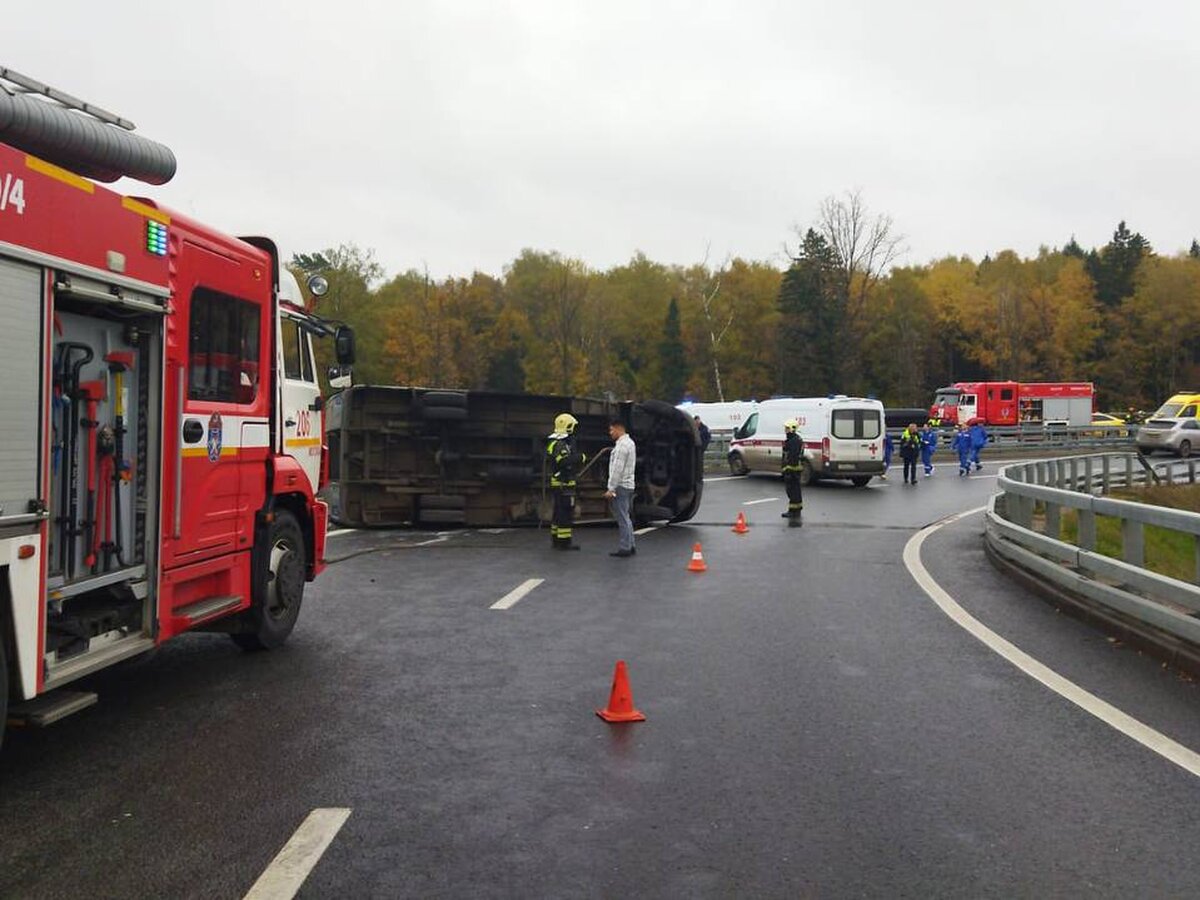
[687,542,708,572]
[732,511,749,534]
[596,660,646,722]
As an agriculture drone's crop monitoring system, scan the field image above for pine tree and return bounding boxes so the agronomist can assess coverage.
[1087,221,1152,307]
[1062,236,1085,258]
[657,297,688,402]
[778,229,844,395]
[1190,239,1200,259]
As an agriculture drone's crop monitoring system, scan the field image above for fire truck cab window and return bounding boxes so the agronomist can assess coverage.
[1000,388,1014,401]
[281,317,316,383]
[281,317,303,380]
[188,288,261,404]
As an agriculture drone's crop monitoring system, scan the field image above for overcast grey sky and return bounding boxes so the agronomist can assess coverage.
[7,1,1196,280]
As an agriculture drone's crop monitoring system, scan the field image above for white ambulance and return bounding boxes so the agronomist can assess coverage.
[726,396,886,486]
[675,400,757,436]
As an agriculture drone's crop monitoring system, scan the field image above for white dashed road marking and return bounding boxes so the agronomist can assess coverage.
[244,808,351,900]
[634,525,659,536]
[325,528,354,538]
[490,578,545,610]
[904,507,1200,780]
[743,497,777,506]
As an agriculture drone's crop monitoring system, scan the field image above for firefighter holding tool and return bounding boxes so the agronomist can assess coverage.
[547,413,586,550]
[780,418,804,526]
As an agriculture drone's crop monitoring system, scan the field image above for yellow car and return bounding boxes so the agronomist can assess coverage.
[1084,412,1128,437]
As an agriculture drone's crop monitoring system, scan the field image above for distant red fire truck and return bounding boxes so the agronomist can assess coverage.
[929,382,1094,427]
[0,68,355,745]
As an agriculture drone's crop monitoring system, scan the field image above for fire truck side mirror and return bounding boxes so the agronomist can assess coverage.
[334,326,356,366]
[327,366,352,390]
[307,274,329,297]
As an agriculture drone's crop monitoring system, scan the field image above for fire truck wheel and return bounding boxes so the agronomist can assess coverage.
[233,510,306,651]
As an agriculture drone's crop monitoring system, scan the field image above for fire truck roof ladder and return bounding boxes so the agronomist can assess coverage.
[0,66,135,130]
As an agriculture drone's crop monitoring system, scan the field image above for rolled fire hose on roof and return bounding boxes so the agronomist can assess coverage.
[0,87,176,185]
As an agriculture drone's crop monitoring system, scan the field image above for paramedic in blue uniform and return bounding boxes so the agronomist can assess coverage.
[920,421,937,477]
[969,419,989,471]
[953,424,973,475]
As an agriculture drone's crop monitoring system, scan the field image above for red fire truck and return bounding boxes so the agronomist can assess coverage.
[0,69,354,744]
[929,381,1094,427]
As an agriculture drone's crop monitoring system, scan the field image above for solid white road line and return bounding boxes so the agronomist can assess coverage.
[490,578,545,610]
[244,808,351,900]
[704,475,745,482]
[325,528,354,538]
[743,497,777,506]
[414,536,450,547]
[904,507,1200,780]
[634,525,659,536]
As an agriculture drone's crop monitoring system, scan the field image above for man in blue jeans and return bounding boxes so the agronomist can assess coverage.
[605,418,637,558]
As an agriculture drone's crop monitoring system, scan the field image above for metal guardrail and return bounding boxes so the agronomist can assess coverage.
[986,452,1200,649]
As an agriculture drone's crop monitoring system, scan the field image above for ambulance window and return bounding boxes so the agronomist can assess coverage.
[735,413,758,439]
[189,288,261,404]
[1000,388,1014,401]
[1182,405,1197,418]
[832,409,881,439]
[281,318,303,380]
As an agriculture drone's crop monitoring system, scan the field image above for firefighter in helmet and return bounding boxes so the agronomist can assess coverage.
[547,412,586,550]
[780,418,804,526]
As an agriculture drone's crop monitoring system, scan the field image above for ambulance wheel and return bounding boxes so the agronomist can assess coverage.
[233,510,306,651]
[799,461,815,486]
[728,453,749,476]
[851,476,871,487]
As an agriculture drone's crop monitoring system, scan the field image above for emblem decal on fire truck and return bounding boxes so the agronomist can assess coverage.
[207,412,223,462]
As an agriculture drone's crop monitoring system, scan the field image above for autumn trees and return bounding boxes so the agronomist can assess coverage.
[292,219,1200,412]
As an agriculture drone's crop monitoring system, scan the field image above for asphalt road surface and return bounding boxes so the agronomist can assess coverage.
[4,460,1200,898]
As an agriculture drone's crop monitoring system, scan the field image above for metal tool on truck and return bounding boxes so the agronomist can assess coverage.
[0,68,355,745]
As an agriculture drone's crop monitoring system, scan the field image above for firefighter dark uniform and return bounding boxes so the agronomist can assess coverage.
[780,419,804,526]
[547,413,586,550]
[899,424,922,485]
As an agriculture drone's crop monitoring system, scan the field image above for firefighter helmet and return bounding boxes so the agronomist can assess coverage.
[552,413,579,436]
[784,418,799,432]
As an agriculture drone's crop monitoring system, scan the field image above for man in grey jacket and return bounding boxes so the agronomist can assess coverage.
[604,418,637,558]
